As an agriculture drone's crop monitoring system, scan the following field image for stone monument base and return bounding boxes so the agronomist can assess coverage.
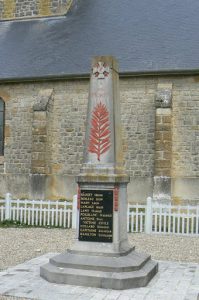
[40,56,158,290]
[40,249,158,289]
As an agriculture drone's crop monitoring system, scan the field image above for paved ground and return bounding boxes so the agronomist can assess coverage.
[0,253,198,300]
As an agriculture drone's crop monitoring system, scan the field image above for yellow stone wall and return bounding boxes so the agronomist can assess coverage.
[38,0,51,16]
[0,0,73,19]
[2,0,15,19]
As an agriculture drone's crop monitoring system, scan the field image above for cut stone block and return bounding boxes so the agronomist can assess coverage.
[40,249,158,289]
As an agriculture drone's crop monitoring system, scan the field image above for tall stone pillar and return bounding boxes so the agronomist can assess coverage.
[153,83,173,204]
[31,89,53,199]
[41,56,158,289]
[75,56,130,255]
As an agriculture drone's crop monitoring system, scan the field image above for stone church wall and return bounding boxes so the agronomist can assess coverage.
[0,0,73,19]
[0,75,199,204]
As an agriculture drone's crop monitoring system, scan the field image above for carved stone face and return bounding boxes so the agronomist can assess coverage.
[155,89,172,108]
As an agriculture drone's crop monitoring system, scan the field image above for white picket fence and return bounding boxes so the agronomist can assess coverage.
[0,194,199,236]
[128,197,199,236]
[0,194,76,228]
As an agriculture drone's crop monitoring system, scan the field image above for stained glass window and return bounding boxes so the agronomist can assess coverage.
[0,98,5,155]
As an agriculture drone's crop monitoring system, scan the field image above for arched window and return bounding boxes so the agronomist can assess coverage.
[0,98,5,155]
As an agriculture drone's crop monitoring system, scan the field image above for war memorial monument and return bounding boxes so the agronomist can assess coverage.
[40,56,158,289]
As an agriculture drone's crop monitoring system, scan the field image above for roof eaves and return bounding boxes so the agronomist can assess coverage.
[1,68,199,83]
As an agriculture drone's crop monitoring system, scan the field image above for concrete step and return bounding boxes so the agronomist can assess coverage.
[49,250,151,272]
[41,253,158,289]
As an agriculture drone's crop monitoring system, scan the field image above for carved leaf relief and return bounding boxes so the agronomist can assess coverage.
[88,102,111,161]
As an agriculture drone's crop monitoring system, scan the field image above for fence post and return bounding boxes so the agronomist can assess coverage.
[196,205,199,235]
[72,195,77,229]
[145,197,152,234]
[127,203,130,232]
[5,193,11,220]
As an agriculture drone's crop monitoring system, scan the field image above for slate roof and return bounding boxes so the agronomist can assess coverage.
[0,0,199,81]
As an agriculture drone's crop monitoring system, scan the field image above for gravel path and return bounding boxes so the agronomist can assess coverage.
[0,228,198,271]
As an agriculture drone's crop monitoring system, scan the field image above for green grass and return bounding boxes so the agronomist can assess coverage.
[0,219,72,229]
[0,219,22,227]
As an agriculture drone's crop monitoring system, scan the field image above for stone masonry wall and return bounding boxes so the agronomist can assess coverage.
[172,77,199,178]
[15,0,39,18]
[0,76,198,203]
[120,78,156,178]
[31,111,47,174]
[1,0,15,19]
[171,77,199,204]
[4,84,33,175]
[0,0,73,19]
[0,1,4,19]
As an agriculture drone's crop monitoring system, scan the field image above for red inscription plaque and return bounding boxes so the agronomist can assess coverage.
[114,185,119,211]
